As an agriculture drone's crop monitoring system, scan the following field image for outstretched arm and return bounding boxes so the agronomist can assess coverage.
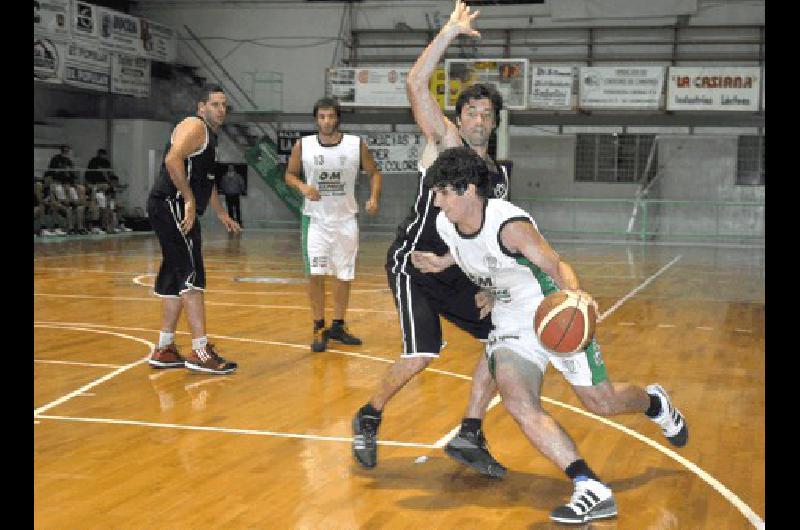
[407,0,481,149]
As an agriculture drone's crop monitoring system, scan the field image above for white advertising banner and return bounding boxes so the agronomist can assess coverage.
[445,59,528,110]
[362,132,426,173]
[111,53,150,98]
[326,68,410,107]
[579,66,664,109]
[34,0,71,42]
[529,65,575,110]
[63,38,110,92]
[71,1,99,42]
[34,37,66,84]
[139,17,178,63]
[98,7,140,56]
[666,66,761,111]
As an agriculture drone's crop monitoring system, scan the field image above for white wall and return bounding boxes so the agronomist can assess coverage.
[112,119,174,212]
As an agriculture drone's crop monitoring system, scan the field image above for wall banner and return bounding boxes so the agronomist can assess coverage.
[666,66,761,111]
[139,17,177,63]
[111,53,150,97]
[71,1,99,42]
[362,132,425,173]
[326,68,410,107]
[529,65,575,110]
[34,0,71,42]
[34,37,66,84]
[98,7,140,55]
[63,38,110,91]
[445,59,528,110]
[579,66,664,109]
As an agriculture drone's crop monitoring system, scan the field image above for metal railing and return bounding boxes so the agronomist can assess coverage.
[514,196,764,242]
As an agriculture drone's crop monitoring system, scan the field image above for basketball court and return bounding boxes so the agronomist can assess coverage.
[34,228,765,528]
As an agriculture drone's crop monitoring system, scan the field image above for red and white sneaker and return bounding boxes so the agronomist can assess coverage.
[148,343,186,369]
[184,343,237,375]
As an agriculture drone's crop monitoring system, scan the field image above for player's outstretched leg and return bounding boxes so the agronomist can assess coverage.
[645,384,688,447]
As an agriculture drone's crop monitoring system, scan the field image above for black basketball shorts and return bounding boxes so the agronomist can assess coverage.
[147,195,205,297]
[386,260,493,358]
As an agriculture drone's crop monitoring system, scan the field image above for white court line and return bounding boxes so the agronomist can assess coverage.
[735,329,753,334]
[597,255,682,321]
[34,293,396,314]
[131,274,387,295]
[34,415,435,449]
[617,322,636,326]
[35,359,124,368]
[658,324,677,328]
[696,326,714,331]
[33,325,154,416]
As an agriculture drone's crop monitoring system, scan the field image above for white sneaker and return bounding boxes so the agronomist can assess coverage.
[646,384,688,447]
[41,229,56,236]
[550,479,617,524]
[121,226,133,232]
[53,228,67,236]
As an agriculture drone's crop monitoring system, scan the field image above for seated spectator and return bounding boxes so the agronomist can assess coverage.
[84,148,114,186]
[107,175,132,232]
[34,180,47,236]
[66,179,88,235]
[47,145,77,186]
[89,184,115,234]
[41,175,71,235]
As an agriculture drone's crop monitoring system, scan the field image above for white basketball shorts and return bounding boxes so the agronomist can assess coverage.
[302,215,358,281]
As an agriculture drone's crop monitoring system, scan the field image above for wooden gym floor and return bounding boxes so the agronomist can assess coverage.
[34,228,765,529]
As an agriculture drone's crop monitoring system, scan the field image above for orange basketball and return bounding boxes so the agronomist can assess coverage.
[534,290,597,356]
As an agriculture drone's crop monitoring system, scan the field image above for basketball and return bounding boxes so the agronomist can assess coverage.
[534,290,597,356]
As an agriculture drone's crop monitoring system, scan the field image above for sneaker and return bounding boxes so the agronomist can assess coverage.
[646,384,688,447]
[121,225,133,232]
[53,228,67,235]
[184,343,237,375]
[311,326,328,352]
[326,323,362,345]
[550,479,618,524]
[41,229,56,236]
[444,429,507,478]
[352,408,381,468]
[148,343,186,369]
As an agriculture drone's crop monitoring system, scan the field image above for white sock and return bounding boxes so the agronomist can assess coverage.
[192,336,208,351]
[158,331,175,348]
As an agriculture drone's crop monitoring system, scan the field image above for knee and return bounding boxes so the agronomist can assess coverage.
[402,355,432,374]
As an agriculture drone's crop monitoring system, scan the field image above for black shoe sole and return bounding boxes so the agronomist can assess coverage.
[444,445,507,478]
[148,360,186,369]
[311,341,327,352]
[668,424,688,447]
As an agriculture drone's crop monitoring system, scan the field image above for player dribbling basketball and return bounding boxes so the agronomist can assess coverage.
[411,146,689,524]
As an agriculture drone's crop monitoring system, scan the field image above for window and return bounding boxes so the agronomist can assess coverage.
[737,135,765,186]
[575,134,657,183]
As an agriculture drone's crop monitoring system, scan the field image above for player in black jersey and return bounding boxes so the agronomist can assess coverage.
[351,0,509,477]
[147,85,242,375]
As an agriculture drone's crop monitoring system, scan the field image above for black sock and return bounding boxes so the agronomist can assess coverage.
[460,417,482,435]
[645,393,662,418]
[361,402,382,418]
[332,319,344,328]
[314,319,325,330]
[565,459,599,482]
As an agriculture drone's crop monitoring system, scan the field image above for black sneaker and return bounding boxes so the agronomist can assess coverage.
[311,326,328,352]
[352,409,380,468]
[646,384,688,447]
[444,429,507,478]
[184,343,237,375]
[326,323,362,345]
[550,479,617,524]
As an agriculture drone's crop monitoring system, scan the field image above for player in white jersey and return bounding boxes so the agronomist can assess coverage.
[285,97,382,352]
[412,147,688,524]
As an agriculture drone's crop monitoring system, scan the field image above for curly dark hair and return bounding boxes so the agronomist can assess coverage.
[313,97,341,119]
[455,83,504,126]
[423,146,491,198]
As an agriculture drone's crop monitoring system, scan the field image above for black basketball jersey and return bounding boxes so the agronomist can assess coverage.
[149,116,218,215]
[388,149,508,277]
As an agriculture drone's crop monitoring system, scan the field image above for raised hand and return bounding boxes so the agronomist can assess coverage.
[446,0,481,38]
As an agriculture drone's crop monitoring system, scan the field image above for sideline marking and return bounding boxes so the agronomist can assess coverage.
[35,359,125,368]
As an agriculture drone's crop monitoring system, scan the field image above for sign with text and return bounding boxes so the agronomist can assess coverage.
[71,1,99,42]
[111,53,150,97]
[139,17,178,63]
[63,38,110,91]
[666,66,761,111]
[326,68,410,107]
[362,132,425,173]
[34,0,71,42]
[445,59,528,110]
[98,7,140,55]
[579,66,664,109]
[529,65,576,110]
[276,130,316,164]
[34,37,66,84]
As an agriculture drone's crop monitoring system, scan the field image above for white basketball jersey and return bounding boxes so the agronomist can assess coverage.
[435,199,559,332]
[301,133,361,220]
